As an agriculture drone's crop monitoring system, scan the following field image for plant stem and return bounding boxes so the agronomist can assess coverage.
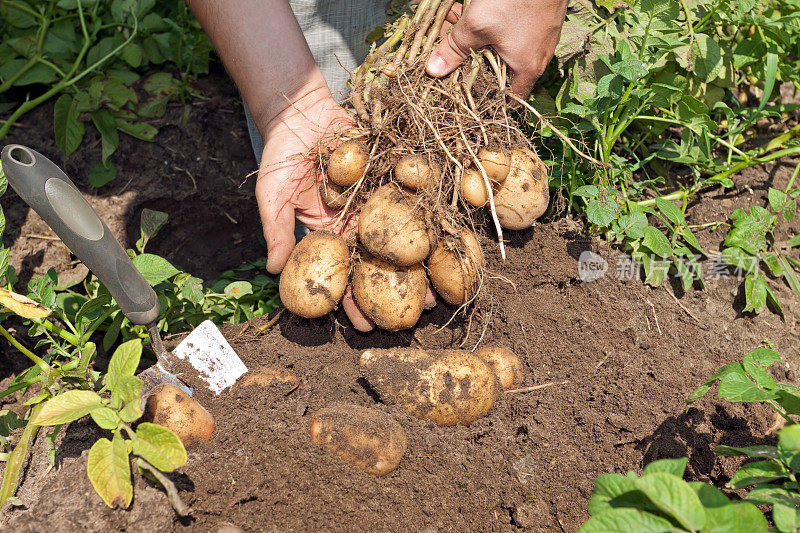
[40,319,80,347]
[136,458,191,516]
[0,402,44,506]
[0,324,51,374]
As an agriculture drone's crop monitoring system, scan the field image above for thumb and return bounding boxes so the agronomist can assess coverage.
[425,20,486,78]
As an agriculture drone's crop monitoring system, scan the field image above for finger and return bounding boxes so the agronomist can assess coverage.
[424,285,437,310]
[426,16,487,78]
[256,171,298,274]
[509,69,538,98]
[445,2,462,24]
[342,286,375,332]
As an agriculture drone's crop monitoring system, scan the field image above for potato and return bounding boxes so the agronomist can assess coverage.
[475,346,523,390]
[238,367,300,390]
[279,231,350,318]
[427,229,483,305]
[478,147,511,184]
[358,184,430,266]
[143,383,215,445]
[352,252,427,331]
[394,154,442,191]
[461,168,488,207]
[327,140,368,187]
[319,179,348,210]
[359,348,499,426]
[493,148,549,230]
[309,403,407,476]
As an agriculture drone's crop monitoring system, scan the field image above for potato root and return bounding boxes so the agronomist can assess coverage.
[358,184,430,266]
[352,252,427,331]
[394,155,442,191]
[359,348,499,426]
[279,231,350,318]
[493,148,549,230]
[427,229,483,306]
[475,346,523,390]
[309,403,407,476]
[143,383,215,445]
[327,140,368,187]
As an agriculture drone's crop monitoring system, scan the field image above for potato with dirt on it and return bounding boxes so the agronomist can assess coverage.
[493,148,549,230]
[309,403,407,476]
[327,140,368,187]
[394,154,442,191]
[143,383,215,445]
[278,231,350,319]
[352,252,427,331]
[475,346,523,390]
[237,367,300,390]
[319,179,348,210]
[427,229,484,306]
[358,184,430,266]
[461,168,489,207]
[477,147,511,185]
[359,348,500,426]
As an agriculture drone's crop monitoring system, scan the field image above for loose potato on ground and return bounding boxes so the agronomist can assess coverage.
[394,154,442,191]
[319,180,348,210]
[427,229,484,305]
[143,384,215,445]
[309,403,407,476]
[475,346,523,390]
[359,348,499,426]
[279,231,351,318]
[352,252,427,331]
[493,148,549,230]
[477,147,511,184]
[238,367,300,390]
[358,184,431,266]
[327,140,368,187]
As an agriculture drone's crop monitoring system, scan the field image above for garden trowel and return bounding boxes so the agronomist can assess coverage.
[0,144,247,396]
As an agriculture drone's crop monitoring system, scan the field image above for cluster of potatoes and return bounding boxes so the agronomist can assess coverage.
[311,345,523,476]
[280,141,549,330]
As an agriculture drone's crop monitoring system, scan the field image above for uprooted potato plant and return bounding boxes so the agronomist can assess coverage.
[279,0,597,331]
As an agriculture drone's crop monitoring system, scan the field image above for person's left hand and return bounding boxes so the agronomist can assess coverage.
[425,0,568,96]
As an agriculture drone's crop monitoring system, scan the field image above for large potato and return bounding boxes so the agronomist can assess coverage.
[359,348,500,426]
[279,231,350,318]
[352,252,427,331]
[143,383,215,445]
[358,184,430,266]
[475,346,523,390]
[309,403,407,476]
[427,229,484,305]
[493,148,549,230]
[394,155,442,191]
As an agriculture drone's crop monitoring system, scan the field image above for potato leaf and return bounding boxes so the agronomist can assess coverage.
[34,390,103,426]
[87,434,132,509]
[0,288,51,319]
[132,422,187,472]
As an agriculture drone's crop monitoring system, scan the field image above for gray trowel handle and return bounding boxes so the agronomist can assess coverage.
[0,144,160,325]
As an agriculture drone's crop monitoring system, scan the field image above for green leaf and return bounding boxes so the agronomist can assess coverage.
[587,197,620,227]
[587,473,650,516]
[728,461,789,489]
[679,227,704,254]
[33,390,103,426]
[119,398,143,423]
[642,457,688,478]
[769,188,796,220]
[136,209,168,253]
[773,503,800,533]
[741,348,779,389]
[87,434,132,509]
[609,59,648,82]
[714,445,780,461]
[143,72,178,94]
[88,162,117,188]
[641,253,669,286]
[132,422,187,472]
[91,109,120,165]
[574,185,599,198]
[106,339,143,394]
[719,367,778,403]
[743,274,767,314]
[224,281,253,299]
[763,254,785,277]
[89,406,121,431]
[131,254,180,285]
[578,508,674,532]
[720,246,758,275]
[787,235,800,248]
[655,197,685,226]
[688,482,739,532]
[112,375,143,411]
[120,43,143,68]
[632,472,706,531]
[53,94,85,157]
[177,275,204,304]
[688,362,741,403]
[642,227,672,258]
[778,424,800,472]
[690,33,723,81]
[724,206,776,255]
[116,120,158,142]
[617,212,648,240]
[779,256,800,300]
[4,2,37,28]
[746,486,800,508]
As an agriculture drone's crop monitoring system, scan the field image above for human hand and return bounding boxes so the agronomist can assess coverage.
[256,86,377,331]
[425,0,568,96]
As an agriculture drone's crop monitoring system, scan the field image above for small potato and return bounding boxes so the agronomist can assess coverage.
[475,346,523,390]
[352,252,427,331]
[494,148,549,230]
[309,403,407,476]
[279,231,350,318]
[427,229,483,305]
[238,367,300,390]
[143,384,214,445]
[461,168,488,207]
[359,348,499,426]
[394,155,442,191]
[319,180,348,210]
[478,147,511,184]
[358,184,430,266]
[327,140,368,187]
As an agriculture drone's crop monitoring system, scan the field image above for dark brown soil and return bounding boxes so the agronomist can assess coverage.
[2,67,800,532]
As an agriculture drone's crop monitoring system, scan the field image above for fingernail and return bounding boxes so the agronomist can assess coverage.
[426,54,448,77]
